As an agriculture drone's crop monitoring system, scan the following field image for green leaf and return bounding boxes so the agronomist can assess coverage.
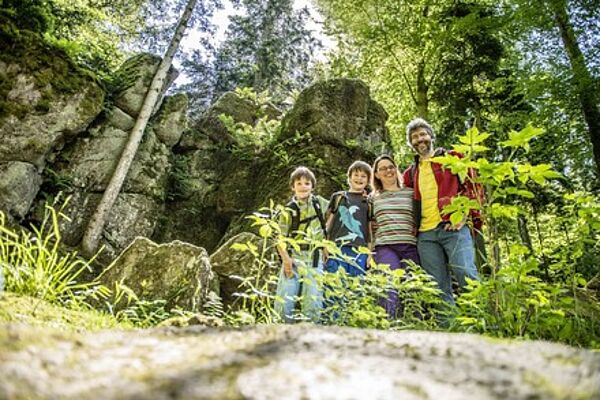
[499,125,544,152]
[459,127,491,145]
[258,225,272,238]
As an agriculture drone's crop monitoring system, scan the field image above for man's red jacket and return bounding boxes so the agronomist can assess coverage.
[402,149,484,231]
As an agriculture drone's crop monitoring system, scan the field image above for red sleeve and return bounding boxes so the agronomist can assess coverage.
[402,167,414,188]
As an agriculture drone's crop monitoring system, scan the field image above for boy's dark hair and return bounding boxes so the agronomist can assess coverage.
[406,117,435,146]
[347,160,372,180]
[371,154,401,193]
[289,166,316,188]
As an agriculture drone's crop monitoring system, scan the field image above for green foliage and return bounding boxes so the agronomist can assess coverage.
[226,202,444,329]
[453,244,599,348]
[433,125,599,347]
[0,201,108,308]
[321,260,443,330]
[219,114,281,150]
[219,88,283,152]
[0,198,200,329]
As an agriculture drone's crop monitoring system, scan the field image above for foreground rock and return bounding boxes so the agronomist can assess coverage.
[209,232,279,307]
[99,237,218,312]
[0,323,598,399]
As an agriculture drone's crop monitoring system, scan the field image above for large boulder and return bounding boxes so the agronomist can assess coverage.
[0,32,104,168]
[112,54,178,118]
[1,323,599,399]
[0,162,42,221]
[156,80,389,253]
[0,31,104,222]
[280,79,390,151]
[99,237,217,312]
[209,232,279,307]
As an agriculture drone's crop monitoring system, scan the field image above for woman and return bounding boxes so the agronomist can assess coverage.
[370,154,420,318]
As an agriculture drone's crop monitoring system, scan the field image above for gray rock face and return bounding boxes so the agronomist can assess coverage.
[0,33,104,222]
[153,94,188,147]
[156,80,390,254]
[58,191,163,262]
[113,54,178,118]
[280,78,390,152]
[1,323,598,399]
[0,82,103,168]
[0,162,42,221]
[99,237,217,312]
[179,91,280,149]
[47,60,186,262]
[209,232,279,306]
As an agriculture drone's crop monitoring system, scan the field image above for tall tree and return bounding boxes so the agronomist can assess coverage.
[181,0,320,113]
[315,0,508,152]
[547,0,600,178]
[506,0,599,187]
[81,0,202,256]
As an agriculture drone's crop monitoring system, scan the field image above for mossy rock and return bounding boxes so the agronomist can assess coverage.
[0,28,104,167]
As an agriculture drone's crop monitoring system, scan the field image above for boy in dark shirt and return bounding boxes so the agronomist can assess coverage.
[325,161,373,277]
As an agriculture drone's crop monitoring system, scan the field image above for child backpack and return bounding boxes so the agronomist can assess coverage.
[285,195,327,238]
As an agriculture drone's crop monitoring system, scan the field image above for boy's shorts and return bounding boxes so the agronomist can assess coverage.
[325,246,368,277]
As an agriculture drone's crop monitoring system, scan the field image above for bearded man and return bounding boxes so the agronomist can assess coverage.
[402,118,481,305]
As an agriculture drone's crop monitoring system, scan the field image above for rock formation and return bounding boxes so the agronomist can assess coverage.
[0,30,104,223]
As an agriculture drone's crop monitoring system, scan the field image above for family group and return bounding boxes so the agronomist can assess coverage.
[274,117,483,322]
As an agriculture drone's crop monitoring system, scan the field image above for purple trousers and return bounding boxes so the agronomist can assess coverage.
[374,243,420,319]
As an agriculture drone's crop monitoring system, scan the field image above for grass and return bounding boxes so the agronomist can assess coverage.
[0,292,133,332]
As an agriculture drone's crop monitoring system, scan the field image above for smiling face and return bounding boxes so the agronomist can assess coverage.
[410,127,434,157]
[374,158,400,191]
[292,176,313,201]
[348,169,369,192]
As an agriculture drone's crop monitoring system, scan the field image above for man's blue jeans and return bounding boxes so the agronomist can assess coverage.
[275,251,323,323]
[417,224,479,304]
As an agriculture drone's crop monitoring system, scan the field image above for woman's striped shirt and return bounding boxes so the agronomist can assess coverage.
[372,188,416,246]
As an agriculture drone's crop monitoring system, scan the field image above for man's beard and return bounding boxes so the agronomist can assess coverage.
[415,140,432,156]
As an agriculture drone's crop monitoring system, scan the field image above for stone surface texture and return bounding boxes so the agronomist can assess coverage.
[0,323,598,400]
[99,237,217,312]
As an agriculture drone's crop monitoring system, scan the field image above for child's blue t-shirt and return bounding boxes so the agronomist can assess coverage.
[327,191,370,247]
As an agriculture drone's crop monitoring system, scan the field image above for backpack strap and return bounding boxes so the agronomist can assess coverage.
[285,200,301,237]
[330,191,346,215]
[285,196,327,238]
[311,195,328,238]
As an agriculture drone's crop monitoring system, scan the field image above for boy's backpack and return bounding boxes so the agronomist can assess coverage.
[286,195,327,238]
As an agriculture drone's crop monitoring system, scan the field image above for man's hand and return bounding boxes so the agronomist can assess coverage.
[283,258,294,278]
[444,217,466,231]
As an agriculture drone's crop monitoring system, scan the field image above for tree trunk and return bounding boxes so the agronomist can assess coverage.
[416,60,429,119]
[81,0,199,256]
[517,215,534,254]
[549,0,600,179]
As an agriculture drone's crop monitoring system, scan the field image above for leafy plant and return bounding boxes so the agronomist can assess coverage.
[0,200,108,308]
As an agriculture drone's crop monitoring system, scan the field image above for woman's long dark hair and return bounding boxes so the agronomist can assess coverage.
[371,154,401,193]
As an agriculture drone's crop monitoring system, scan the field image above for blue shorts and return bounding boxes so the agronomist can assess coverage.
[325,245,368,277]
